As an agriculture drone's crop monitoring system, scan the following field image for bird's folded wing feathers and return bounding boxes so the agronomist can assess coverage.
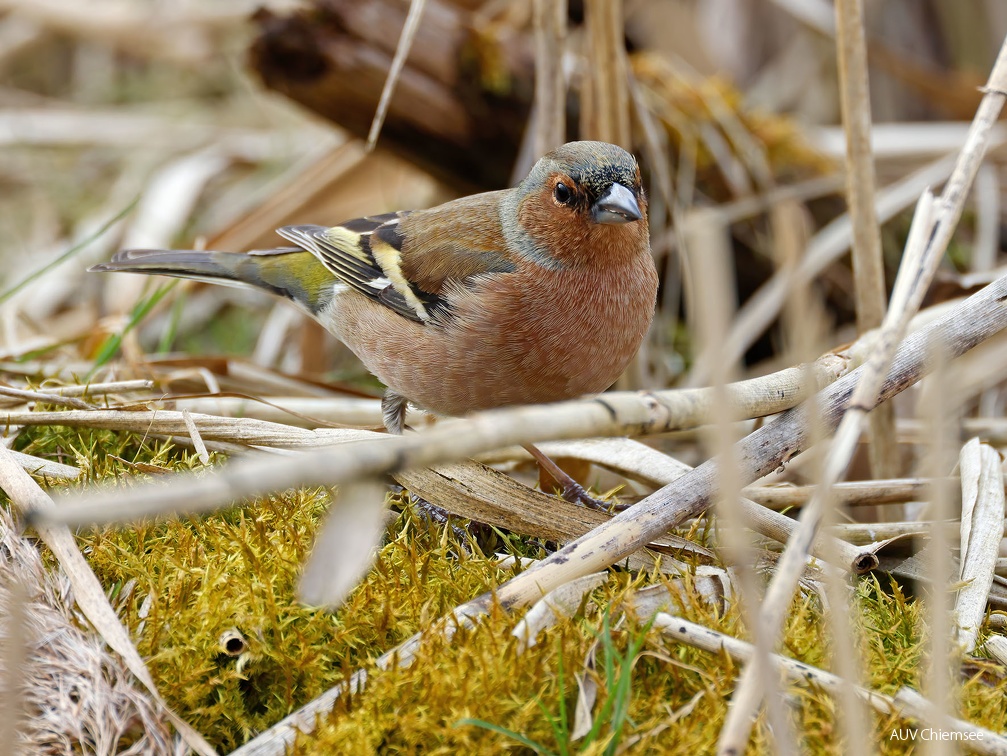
[277,194,516,324]
[276,213,433,323]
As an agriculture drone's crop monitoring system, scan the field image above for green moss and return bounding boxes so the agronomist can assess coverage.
[75,486,512,752]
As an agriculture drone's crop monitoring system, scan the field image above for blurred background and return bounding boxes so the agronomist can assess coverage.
[0,0,1005,399]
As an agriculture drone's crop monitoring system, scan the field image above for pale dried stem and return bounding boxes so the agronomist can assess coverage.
[834,0,898,483]
[954,439,1004,652]
[652,613,1007,756]
[744,478,953,509]
[688,209,798,750]
[531,0,566,158]
[921,354,957,735]
[0,385,94,410]
[366,0,428,150]
[835,0,887,335]
[581,0,630,146]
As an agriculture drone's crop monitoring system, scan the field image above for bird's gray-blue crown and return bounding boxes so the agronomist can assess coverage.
[528,141,642,202]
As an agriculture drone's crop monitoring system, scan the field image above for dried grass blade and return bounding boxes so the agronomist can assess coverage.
[366,0,428,150]
[298,481,389,608]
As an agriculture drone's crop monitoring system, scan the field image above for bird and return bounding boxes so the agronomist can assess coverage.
[92,141,658,503]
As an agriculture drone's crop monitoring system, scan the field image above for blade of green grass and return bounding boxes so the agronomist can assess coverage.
[0,199,138,307]
[455,717,557,755]
[88,280,177,377]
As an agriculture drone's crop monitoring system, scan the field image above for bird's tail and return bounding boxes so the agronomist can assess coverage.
[90,248,331,313]
[91,249,259,286]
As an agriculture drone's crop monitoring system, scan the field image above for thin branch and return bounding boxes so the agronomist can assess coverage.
[366,0,428,150]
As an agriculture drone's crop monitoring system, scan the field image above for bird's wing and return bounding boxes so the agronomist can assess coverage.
[392,191,517,297]
[277,193,516,324]
[277,212,434,323]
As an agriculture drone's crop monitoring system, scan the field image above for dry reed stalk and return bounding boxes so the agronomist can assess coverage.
[38,379,154,397]
[920,353,958,753]
[743,478,948,509]
[531,0,566,158]
[835,0,887,337]
[834,0,898,486]
[687,208,799,750]
[581,0,630,147]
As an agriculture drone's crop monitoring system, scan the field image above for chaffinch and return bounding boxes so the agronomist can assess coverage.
[92,141,658,436]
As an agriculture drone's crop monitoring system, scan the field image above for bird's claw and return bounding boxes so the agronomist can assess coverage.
[560,480,629,512]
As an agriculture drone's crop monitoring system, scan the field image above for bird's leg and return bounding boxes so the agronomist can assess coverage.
[383,389,478,537]
[522,443,618,511]
[381,390,408,434]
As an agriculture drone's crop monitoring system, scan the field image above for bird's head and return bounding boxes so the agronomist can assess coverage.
[507,141,649,268]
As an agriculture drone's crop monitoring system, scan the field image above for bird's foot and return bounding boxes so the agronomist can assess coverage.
[522,443,626,512]
[557,478,625,512]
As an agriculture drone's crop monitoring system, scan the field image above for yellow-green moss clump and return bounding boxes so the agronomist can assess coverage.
[76,485,519,750]
[7,422,1007,753]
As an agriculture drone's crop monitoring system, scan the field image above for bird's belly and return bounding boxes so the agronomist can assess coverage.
[327,263,657,418]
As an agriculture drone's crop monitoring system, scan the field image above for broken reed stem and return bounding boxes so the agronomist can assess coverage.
[834,0,898,484]
[744,477,954,509]
[531,0,566,158]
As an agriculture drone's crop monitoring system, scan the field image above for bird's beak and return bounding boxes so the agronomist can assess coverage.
[591,183,642,225]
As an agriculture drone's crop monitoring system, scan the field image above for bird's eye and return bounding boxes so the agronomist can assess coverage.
[554,182,572,204]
